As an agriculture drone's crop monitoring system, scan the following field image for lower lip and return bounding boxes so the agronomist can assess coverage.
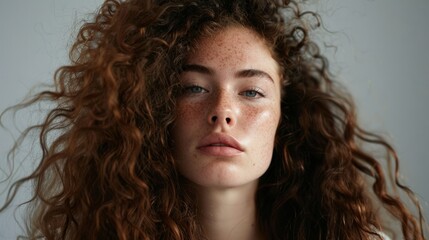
[197,146,243,157]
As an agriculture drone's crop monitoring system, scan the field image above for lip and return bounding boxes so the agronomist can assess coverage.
[197,133,244,157]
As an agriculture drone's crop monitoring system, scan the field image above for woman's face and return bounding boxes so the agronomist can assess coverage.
[172,26,282,188]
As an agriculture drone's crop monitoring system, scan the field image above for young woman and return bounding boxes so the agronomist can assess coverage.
[0,0,426,239]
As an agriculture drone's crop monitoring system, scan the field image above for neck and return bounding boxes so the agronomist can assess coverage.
[191,181,265,240]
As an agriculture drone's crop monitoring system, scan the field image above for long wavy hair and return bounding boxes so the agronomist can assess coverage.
[0,0,426,239]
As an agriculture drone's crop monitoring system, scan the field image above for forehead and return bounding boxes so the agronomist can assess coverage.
[190,26,269,56]
[187,26,280,75]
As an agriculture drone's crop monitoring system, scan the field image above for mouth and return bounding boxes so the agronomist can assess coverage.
[197,133,244,157]
[208,143,230,147]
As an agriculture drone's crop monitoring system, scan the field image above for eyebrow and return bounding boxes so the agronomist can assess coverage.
[181,64,274,83]
[182,64,214,75]
[236,69,274,83]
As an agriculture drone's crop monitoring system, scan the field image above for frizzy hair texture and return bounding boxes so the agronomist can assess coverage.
[0,0,426,239]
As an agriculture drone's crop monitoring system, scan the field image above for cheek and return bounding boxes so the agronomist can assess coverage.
[257,113,279,153]
[242,105,280,162]
[243,106,280,177]
[241,104,280,135]
[174,101,204,130]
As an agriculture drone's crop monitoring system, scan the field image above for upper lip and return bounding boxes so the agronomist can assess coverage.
[197,133,244,151]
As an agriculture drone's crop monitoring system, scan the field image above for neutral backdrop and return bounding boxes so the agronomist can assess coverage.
[1,0,428,239]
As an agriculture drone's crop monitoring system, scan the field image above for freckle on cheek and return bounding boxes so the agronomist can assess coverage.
[178,102,203,122]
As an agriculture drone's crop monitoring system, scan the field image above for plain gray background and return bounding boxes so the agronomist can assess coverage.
[1,0,428,238]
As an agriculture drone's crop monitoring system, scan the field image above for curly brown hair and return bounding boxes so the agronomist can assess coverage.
[0,0,426,239]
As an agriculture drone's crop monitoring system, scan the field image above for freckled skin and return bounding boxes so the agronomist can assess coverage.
[171,26,282,188]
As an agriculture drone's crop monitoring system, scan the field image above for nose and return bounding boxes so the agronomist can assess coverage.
[208,91,236,127]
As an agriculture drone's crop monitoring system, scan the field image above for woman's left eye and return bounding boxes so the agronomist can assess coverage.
[240,89,264,98]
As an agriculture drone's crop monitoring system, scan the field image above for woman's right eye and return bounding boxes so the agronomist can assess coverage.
[183,85,208,94]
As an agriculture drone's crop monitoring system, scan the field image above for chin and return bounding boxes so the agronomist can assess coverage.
[189,170,264,189]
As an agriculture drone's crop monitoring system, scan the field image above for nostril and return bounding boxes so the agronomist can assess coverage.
[210,116,232,124]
